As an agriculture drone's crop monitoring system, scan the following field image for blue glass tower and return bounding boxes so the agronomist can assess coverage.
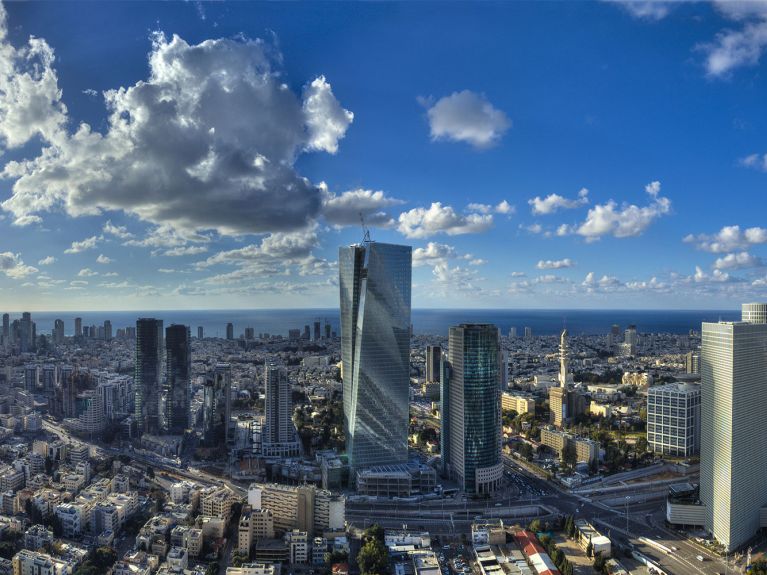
[339,241,412,478]
[443,323,503,494]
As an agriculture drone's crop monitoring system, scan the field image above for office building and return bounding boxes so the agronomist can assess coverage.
[442,324,503,495]
[540,428,598,466]
[197,326,204,340]
[685,351,700,375]
[509,327,517,338]
[52,320,64,345]
[647,382,700,457]
[2,313,9,342]
[202,363,231,446]
[226,323,234,340]
[135,318,163,437]
[425,345,441,383]
[74,317,82,338]
[313,321,321,342]
[264,363,292,444]
[164,325,191,435]
[741,302,767,324]
[339,241,411,477]
[19,312,35,353]
[325,323,331,339]
[104,320,113,341]
[248,483,344,537]
[303,325,310,340]
[623,325,638,356]
[700,303,767,552]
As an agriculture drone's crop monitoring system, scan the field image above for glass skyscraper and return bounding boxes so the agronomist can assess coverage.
[164,324,191,435]
[202,362,231,447]
[339,241,411,477]
[443,323,503,495]
[135,318,163,436]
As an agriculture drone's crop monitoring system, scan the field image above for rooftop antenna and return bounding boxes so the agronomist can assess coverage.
[359,212,371,243]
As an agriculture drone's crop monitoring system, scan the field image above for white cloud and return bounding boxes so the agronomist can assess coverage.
[64,235,100,254]
[96,254,113,264]
[536,258,575,270]
[534,274,570,284]
[684,224,767,253]
[398,202,493,238]
[467,201,515,215]
[0,3,67,150]
[713,251,763,270]
[12,215,42,226]
[606,0,673,20]
[511,271,526,277]
[69,280,88,287]
[412,242,459,267]
[495,200,515,215]
[303,76,354,154]
[693,265,735,283]
[699,2,767,78]
[37,256,55,265]
[0,252,38,279]
[576,181,670,240]
[77,268,98,277]
[528,188,589,215]
[423,90,510,148]
[163,246,208,257]
[0,27,353,236]
[321,187,404,228]
[102,220,134,239]
[739,152,767,172]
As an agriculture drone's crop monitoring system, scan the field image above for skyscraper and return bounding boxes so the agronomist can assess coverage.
[442,324,503,495]
[135,318,164,437]
[20,312,35,353]
[75,317,82,338]
[164,324,191,435]
[264,363,292,444]
[104,320,113,341]
[2,313,9,342]
[226,323,234,340]
[339,241,411,477]
[53,319,65,345]
[700,303,767,551]
[203,363,231,446]
[197,326,204,340]
[426,345,441,383]
[313,321,321,342]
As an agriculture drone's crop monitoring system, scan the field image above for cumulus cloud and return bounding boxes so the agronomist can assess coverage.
[0,3,67,150]
[321,187,404,228]
[77,268,98,277]
[422,90,510,148]
[713,251,763,270]
[64,235,100,254]
[536,258,575,270]
[582,271,623,292]
[12,215,42,226]
[96,254,112,264]
[38,255,55,265]
[529,188,589,215]
[412,242,459,267]
[0,24,353,236]
[467,201,515,215]
[576,181,670,240]
[693,265,735,283]
[398,202,494,238]
[303,76,354,154]
[698,2,767,78]
[684,224,767,253]
[0,252,38,279]
[739,152,767,172]
[102,220,134,239]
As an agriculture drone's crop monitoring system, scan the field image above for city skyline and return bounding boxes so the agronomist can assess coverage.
[2,2,767,310]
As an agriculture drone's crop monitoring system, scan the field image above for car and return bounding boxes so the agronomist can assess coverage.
[696,556,705,562]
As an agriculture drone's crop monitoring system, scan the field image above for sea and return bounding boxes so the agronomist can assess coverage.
[9,309,741,338]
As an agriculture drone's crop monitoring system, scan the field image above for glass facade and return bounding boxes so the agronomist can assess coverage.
[135,318,163,436]
[164,324,191,435]
[646,382,700,456]
[203,363,231,447]
[339,242,411,476]
[444,324,503,494]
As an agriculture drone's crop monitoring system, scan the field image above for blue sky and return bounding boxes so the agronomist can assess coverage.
[1,0,767,311]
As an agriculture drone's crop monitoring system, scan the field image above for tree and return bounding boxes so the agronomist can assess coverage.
[357,539,389,575]
[562,442,577,471]
[527,519,542,533]
[593,551,606,574]
[363,524,385,543]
